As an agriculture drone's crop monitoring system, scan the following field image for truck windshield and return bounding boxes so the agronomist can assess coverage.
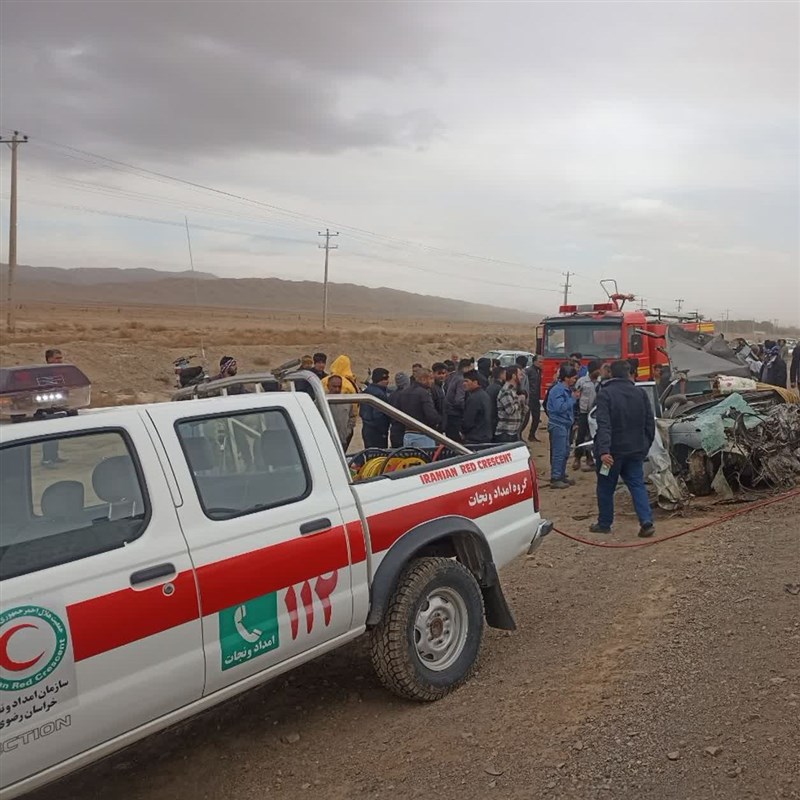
[544,320,622,360]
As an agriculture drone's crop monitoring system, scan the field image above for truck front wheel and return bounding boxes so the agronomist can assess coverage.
[369,557,484,701]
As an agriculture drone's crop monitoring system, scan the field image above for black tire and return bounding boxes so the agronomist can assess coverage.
[369,557,484,702]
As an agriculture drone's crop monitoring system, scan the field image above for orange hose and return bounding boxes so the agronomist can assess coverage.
[552,486,800,549]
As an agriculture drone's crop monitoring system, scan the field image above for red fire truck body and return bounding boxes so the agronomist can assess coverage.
[538,288,714,396]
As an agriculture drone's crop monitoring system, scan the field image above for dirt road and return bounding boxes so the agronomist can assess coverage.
[29,480,799,800]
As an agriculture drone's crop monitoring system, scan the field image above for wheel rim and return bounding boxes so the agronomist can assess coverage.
[413,587,469,672]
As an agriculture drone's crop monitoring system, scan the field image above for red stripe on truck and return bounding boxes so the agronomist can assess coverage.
[368,469,533,553]
[195,526,352,616]
[64,468,532,661]
[68,570,199,662]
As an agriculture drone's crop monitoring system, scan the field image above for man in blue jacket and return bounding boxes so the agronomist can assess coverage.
[360,368,391,448]
[546,364,578,489]
[591,360,656,537]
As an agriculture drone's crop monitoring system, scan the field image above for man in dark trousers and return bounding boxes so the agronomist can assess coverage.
[525,354,543,442]
[790,344,800,390]
[591,360,656,537]
[360,368,391,448]
[461,369,492,445]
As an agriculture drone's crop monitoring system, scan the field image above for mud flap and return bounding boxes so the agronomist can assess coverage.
[480,561,516,631]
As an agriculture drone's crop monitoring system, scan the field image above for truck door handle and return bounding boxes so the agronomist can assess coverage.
[300,518,332,536]
[130,563,176,586]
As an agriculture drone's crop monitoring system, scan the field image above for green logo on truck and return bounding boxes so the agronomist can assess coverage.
[218,593,279,671]
[0,606,69,691]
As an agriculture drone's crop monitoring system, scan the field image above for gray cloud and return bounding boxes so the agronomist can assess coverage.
[1,1,442,159]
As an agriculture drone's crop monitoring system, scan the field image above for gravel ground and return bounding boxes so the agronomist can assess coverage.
[28,484,799,800]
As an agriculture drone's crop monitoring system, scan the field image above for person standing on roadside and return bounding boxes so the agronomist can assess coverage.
[546,364,578,489]
[445,358,474,440]
[326,375,357,451]
[572,359,601,472]
[590,360,656,537]
[360,368,391,448]
[431,362,448,427]
[41,349,67,468]
[570,352,588,378]
[394,367,441,449]
[790,345,800,389]
[515,355,531,434]
[760,345,788,388]
[486,365,505,437]
[461,370,492,445]
[526,355,543,442]
[495,367,523,443]
[311,353,328,379]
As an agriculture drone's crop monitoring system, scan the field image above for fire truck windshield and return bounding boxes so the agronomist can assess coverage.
[543,319,623,360]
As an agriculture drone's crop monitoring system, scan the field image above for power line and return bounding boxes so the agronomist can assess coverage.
[4,194,565,294]
[15,134,566,277]
[318,229,339,330]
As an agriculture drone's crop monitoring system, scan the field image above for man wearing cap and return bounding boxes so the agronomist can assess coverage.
[360,368,391,448]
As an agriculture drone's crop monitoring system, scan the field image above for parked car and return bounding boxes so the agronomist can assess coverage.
[480,350,535,368]
[0,366,551,799]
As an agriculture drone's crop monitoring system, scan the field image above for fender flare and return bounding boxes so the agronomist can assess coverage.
[366,515,516,630]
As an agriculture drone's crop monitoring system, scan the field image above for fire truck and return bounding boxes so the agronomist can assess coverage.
[538,280,715,394]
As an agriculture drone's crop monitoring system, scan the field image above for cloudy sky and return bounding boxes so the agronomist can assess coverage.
[1,1,798,322]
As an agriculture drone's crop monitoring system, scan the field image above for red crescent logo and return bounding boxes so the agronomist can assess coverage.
[0,623,45,672]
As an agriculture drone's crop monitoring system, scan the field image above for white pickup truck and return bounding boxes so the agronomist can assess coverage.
[0,365,551,798]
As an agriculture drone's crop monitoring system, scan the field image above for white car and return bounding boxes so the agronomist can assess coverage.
[0,366,551,799]
[480,350,535,368]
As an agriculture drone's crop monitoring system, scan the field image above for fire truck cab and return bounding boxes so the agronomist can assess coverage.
[538,281,713,395]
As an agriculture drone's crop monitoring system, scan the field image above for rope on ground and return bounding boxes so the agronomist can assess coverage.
[552,486,800,549]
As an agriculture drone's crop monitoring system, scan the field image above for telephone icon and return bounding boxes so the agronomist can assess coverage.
[234,605,262,643]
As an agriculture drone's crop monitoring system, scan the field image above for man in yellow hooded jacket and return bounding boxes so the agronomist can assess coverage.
[321,355,359,394]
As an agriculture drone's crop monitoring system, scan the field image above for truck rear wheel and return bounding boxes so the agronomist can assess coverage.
[369,557,484,701]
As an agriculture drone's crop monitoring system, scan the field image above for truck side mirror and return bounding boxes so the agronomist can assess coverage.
[630,333,644,353]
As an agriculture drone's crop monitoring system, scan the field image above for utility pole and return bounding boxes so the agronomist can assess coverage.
[638,297,647,311]
[561,271,572,305]
[675,298,684,314]
[318,229,339,330]
[723,308,730,336]
[1,131,28,333]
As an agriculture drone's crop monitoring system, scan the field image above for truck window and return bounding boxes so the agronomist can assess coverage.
[544,321,622,360]
[0,431,149,580]
[176,408,310,520]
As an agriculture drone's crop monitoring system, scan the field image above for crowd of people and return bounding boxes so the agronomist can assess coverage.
[303,351,544,453]
[307,348,657,537]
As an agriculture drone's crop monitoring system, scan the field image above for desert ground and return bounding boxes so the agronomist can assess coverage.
[0,301,537,405]
[4,300,799,799]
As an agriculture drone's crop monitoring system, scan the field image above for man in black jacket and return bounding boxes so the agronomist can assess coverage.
[525,355,543,442]
[486,365,505,437]
[461,369,493,445]
[791,345,800,389]
[431,362,448,426]
[591,360,656,538]
[394,368,441,449]
[444,358,474,440]
[360,368,391,448]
